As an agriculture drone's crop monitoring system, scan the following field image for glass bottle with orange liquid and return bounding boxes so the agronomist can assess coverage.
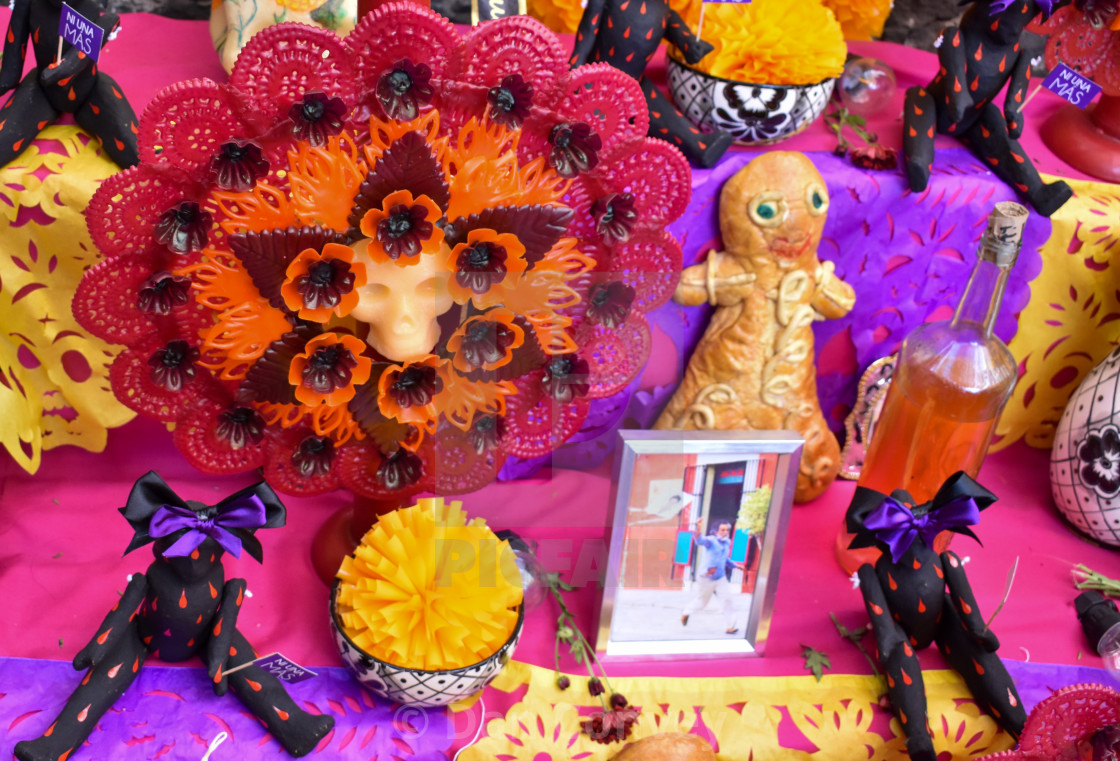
[835,201,1028,575]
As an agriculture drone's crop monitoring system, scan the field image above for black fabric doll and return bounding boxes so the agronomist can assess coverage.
[569,0,733,168]
[846,472,1026,761]
[0,0,140,168]
[902,0,1078,217]
[13,472,334,761]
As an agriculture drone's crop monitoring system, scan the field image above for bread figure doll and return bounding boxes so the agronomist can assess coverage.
[654,152,855,503]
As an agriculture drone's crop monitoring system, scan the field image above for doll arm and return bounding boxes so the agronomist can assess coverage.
[0,0,32,94]
[205,577,249,696]
[665,8,714,65]
[940,550,999,652]
[570,0,607,68]
[937,26,972,123]
[674,252,755,307]
[73,573,149,670]
[811,260,855,320]
[1003,39,1038,140]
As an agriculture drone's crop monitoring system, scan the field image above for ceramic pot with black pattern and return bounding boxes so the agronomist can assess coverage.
[667,58,835,146]
[1050,345,1120,547]
[329,581,524,707]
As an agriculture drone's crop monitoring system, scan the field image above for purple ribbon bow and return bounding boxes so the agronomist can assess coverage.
[148,494,267,558]
[863,494,980,563]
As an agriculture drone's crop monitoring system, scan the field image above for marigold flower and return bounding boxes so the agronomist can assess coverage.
[589,193,637,243]
[288,333,372,407]
[487,74,534,129]
[447,309,525,373]
[292,434,335,476]
[289,91,347,147]
[148,340,200,391]
[209,139,270,192]
[376,59,434,121]
[586,281,636,329]
[447,228,528,307]
[215,406,266,449]
[154,201,211,254]
[541,354,590,403]
[281,242,366,321]
[580,706,641,744]
[137,271,192,315]
[377,356,447,429]
[548,122,601,178]
[359,190,445,265]
[849,142,898,170]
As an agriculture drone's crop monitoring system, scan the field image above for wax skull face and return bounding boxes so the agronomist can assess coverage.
[349,240,454,362]
[719,151,830,268]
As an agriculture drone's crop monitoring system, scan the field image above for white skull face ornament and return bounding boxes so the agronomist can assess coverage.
[348,240,454,363]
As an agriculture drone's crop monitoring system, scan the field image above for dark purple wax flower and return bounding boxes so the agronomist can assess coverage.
[209,140,269,192]
[589,193,637,243]
[547,122,601,178]
[378,202,435,260]
[586,281,636,329]
[455,241,509,295]
[301,344,359,395]
[137,271,192,315]
[377,447,423,490]
[148,339,200,391]
[458,320,518,371]
[215,406,266,449]
[487,74,534,129]
[387,364,443,409]
[292,435,334,477]
[288,91,347,147]
[154,201,212,254]
[295,258,357,311]
[541,354,590,403]
[467,414,504,454]
[1078,425,1120,497]
[376,59,434,121]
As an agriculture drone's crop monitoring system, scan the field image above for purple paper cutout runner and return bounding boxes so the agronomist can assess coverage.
[0,658,454,760]
[516,147,1050,473]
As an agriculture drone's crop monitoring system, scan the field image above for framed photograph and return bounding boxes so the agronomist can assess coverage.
[595,430,802,658]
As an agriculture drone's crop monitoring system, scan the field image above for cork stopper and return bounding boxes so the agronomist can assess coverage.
[980,202,1028,265]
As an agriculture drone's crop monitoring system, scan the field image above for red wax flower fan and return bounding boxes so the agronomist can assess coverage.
[73,6,688,500]
[978,683,1120,760]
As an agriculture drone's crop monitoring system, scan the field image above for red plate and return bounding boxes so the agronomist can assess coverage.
[138,79,247,173]
[601,228,682,313]
[108,340,208,422]
[579,312,650,399]
[335,439,434,499]
[261,425,343,497]
[229,23,356,128]
[431,424,507,495]
[173,397,266,475]
[460,16,569,94]
[558,64,649,159]
[346,4,463,98]
[595,136,692,226]
[86,165,201,258]
[500,383,589,459]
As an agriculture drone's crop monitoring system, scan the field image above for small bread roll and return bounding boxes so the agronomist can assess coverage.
[610,732,717,761]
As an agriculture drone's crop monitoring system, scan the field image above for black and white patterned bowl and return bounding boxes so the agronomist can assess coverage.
[667,58,835,146]
[330,581,524,707]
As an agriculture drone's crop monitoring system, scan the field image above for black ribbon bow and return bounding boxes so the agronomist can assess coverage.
[119,471,287,562]
[846,471,998,562]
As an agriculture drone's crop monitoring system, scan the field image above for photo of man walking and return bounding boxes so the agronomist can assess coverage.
[681,521,739,635]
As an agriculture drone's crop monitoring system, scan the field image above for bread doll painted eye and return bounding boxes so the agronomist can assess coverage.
[748,194,787,228]
[806,184,829,216]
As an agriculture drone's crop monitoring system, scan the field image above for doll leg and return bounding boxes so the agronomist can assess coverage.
[13,623,147,761]
[224,629,335,757]
[902,85,936,192]
[74,72,139,168]
[960,102,1072,217]
[0,72,59,166]
[640,76,732,168]
[936,594,1027,738]
[857,564,937,761]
